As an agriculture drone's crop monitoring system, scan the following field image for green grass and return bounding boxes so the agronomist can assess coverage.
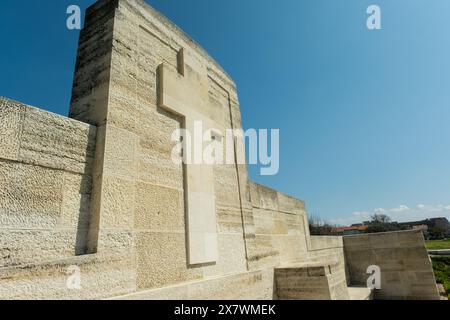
[431,256,450,299]
[426,238,450,250]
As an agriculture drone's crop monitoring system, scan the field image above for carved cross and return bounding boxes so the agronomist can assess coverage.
[158,49,218,265]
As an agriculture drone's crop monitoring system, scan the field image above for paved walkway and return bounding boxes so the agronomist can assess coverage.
[428,249,450,256]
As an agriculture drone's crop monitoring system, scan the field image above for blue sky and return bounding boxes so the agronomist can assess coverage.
[1,0,450,225]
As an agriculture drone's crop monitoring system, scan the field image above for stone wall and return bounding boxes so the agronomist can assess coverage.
[344,230,440,300]
[275,264,343,300]
[0,98,96,268]
[308,236,350,299]
[111,269,276,300]
[0,1,290,299]
[69,0,252,290]
[249,182,310,270]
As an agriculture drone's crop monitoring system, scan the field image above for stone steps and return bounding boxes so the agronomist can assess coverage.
[348,286,374,300]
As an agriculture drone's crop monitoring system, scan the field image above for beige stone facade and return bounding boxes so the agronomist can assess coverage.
[0,0,440,300]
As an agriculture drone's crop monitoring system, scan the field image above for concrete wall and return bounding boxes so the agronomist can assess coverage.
[0,98,96,268]
[344,230,440,300]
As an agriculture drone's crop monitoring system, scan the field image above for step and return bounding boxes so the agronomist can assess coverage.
[348,286,374,300]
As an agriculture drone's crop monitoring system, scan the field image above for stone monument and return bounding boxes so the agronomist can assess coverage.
[0,0,440,300]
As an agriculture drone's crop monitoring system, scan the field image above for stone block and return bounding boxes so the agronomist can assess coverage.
[19,106,96,174]
[59,172,92,230]
[216,206,245,234]
[0,253,136,300]
[250,183,279,211]
[202,233,247,277]
[136,231,203,289]
[0,98,24,161]
[214,164,241,208]
[134,182,184,232]
[97,229,135,256]
[114,269,274,300]
[0,161,63,230]
[253,208,288,235]
[100,177,136,229]
[103,125,138,179]
[138,146,184,190]
[0,229,81,267]
[277,192,305,215]
[368,232,399,249]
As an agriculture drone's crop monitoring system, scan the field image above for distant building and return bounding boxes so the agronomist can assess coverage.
[399,217,450,239]
[332,225,368,236]
[412,224,428,232]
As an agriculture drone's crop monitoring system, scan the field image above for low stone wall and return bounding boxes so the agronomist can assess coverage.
[249,183,310,269]
[0,98,97,268]
[0,253,136,300]
[308,236,350,299]
[111,269,275,300]
[275,264,335,300]
[343,230,440,300]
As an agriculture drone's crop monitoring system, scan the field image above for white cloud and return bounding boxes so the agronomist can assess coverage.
[390,205,410,213]
[414,204,450,213]
[337,203,450,226]
[352,211,370,217]
[373,205,410,214]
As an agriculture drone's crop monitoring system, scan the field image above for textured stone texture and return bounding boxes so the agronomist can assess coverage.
[68,0,249,290]
[249,182,309,270]
[344,230,440,300]
[0,98,96,174]
[19,107,96,174]
[0,254,136,300]
[308,236,350,300]
[112,269,275,300]
[0,99,96,269]
[0,98,24,161]
[275,265,336,300]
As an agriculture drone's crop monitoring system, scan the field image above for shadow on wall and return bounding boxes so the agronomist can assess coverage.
[75,125,98,256]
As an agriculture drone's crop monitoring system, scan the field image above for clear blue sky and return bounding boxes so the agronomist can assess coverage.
[1,0,450,225]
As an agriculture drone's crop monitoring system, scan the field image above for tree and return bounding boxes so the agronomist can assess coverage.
[371,214,391,224]
[308,215,335,236]
[366,214,407,233]
[428,226,446,240]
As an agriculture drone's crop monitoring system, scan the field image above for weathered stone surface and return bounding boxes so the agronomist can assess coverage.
[250,182,279,211]
[114,269,275,300]
[103,125,138,179]
[0,253,136,300]
[135,182,184,232]
[0,160,63,230]
[59,172,92,231]
[19,106,96,174]
[216,206,246,234]
[275,263,349,300]
[0,98,24,161]
[100,177,136,229]
[344,230,440,300]
[0,229,83,267]
[135,231,203,289]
